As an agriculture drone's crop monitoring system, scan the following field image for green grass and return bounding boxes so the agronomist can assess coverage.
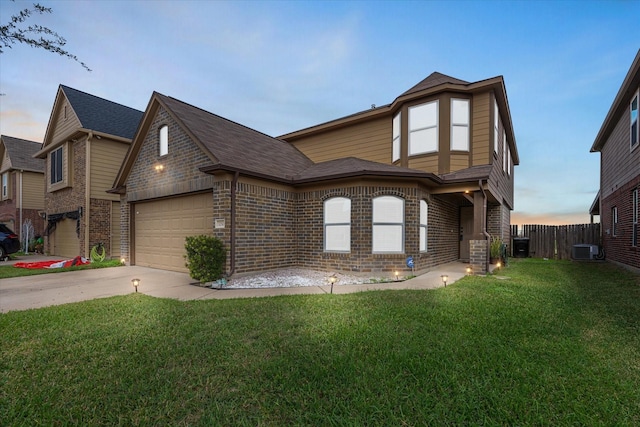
[1,259,639,425]
[0,259,122,279]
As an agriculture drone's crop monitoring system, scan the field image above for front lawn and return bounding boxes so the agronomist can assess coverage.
[1,259,638,425]
[0,259,122,279]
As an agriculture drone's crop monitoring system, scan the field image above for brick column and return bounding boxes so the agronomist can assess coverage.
[470,239,488,274]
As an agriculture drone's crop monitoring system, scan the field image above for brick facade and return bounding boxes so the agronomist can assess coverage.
[600,175,640,270]
[89,198,112,256]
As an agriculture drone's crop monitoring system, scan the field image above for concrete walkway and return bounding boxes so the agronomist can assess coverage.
[0,255,474,313]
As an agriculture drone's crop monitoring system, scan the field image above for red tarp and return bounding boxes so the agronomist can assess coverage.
[14,256,90,269]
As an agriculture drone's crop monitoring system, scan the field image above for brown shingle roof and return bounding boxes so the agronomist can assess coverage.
[440,164,492,182]
[158,94,313,181]
[400,72,470,97]
[1,135,44,173]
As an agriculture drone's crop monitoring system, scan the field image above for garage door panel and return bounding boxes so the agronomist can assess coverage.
[53,218,79,258]
[134,193,214,272]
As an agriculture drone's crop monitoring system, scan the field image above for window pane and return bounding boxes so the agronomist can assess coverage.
[420,200,428,225]
[392,113,401,139]
[326,225,350,251]
[324,197,350,223]
[451,125,469,151]
[451,99,469,124]
[409,101,437,131]
[159,125,168,156]
[420,227,427,251]
[409,127,438,154]
[373,196,403,223]
[373,225,403,252]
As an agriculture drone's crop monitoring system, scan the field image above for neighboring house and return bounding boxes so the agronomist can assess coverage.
[111,71,517,276]
[34,85,143,259]
[0,135,45,242]
[590,49,640,271]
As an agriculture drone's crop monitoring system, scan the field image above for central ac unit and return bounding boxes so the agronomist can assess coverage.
[572,244,599,260]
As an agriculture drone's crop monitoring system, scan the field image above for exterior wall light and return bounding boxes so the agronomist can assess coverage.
[131,278,140,292]
[329,274,337,294]
[155,164,164,172]
[441,274,448,287]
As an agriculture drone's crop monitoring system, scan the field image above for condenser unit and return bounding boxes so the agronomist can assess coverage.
[572,244,599,260]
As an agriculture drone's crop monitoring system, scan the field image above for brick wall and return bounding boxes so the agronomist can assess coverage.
[119,197,130,263]
[89,198,112,256]
[601,175,640,270]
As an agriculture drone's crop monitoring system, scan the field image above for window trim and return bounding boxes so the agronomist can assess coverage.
[372,195,405,254]
[50,146,64,185]
[408,100,439,156]
[159,125,169,157]
[419,199,428,252]
[323,196,351,253]
[631,90,638,151]
[450,98,470,152]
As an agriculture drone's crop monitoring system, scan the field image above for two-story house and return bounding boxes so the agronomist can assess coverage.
[0,135,45,242]
[590,49,640,271]
[34,85,143,259]
[111,71,517,276]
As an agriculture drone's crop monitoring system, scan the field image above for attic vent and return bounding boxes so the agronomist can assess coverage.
[371,104,376,109]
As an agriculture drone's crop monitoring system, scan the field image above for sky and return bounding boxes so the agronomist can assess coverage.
[1,0,638,226]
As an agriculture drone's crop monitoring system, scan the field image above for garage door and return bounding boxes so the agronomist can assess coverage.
[52,218,79,258]
[134,193,214,272]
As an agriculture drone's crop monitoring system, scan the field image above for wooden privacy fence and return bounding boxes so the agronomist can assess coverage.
[510,224,601,260]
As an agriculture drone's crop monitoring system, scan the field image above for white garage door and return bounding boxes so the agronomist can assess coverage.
[52,218,79,258]
[134,193,214,272]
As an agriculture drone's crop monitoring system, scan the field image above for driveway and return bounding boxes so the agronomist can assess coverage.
[1,255,471,313]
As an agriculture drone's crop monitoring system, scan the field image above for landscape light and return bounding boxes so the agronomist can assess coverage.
[131,278,140,293]
[466,266,472,275]
[395,271,399,281]
[441,274,448,287]
[329,274,337,294]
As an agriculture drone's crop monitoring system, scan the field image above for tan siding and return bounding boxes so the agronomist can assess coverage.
[408,155,439,173]
[601,102,640,200]
[90,140,129,200]
[21,172,44,210]
[472,91,491,165]
[50,99,81,144]
[0,150,10,172]
[450,154,470,172]
[290,116,391,164]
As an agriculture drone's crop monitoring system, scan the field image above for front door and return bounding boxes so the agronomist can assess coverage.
[460,206,474,261]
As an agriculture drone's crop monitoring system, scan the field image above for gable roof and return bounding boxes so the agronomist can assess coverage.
[60,85,144,140]
[590,49,640,152]
[400,72,470,97]
[1,135,44,173]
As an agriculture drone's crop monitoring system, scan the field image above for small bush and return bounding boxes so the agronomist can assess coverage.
[184,235,226,283]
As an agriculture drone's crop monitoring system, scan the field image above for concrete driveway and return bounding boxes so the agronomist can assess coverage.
[1,255,472,313]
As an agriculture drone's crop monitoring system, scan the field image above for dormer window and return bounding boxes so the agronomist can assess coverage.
[451,98,469,151]
[159,125,168,156]
[409,100,438,155]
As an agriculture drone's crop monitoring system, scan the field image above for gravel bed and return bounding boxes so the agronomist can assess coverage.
[224,268,386,289]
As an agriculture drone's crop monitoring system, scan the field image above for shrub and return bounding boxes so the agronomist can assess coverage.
[184,235,226,283]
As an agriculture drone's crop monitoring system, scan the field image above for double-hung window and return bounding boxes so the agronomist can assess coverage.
[372,195,404,253]
[633,189,638,247]
[1,173,8,200]
[392,112,401,162]
[494,100,499,156]
[612,206,618,237]
[409,101,438,155]
[503,132,508,174]
[631,91,638,150]
[50,146,63,185]
[419,200,428,252]
[324,197,351,252]
[451,99,469,151]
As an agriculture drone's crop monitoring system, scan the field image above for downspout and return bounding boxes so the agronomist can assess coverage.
[229,171,239,276]
[479,179,490,272]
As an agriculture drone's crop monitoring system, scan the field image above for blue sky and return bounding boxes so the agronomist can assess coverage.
[1,0,638,225]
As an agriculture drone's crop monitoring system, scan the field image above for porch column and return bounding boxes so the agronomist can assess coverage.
[470,190,488,274]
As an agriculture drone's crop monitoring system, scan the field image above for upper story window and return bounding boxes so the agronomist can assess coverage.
[50,146,63,185]
[494,100,499,156]
[451,99,470,151]
[503,131,508,174]
[392,112,401,162]
[631,91,638,150]
[409,101,438,155]
[372,195,404,253]
[419,200,428,252]
[612,206,618,237]
[324,197,351,252]
[159,125,169,156]
[1,173,8,200]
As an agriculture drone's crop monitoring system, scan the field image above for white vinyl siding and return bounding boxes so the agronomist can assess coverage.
[324,197,351,252]
[451,99,469,151]
[392,112,401,162]
[409,101,438,155]
[372,195,404,253]
[419,200,428,252]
